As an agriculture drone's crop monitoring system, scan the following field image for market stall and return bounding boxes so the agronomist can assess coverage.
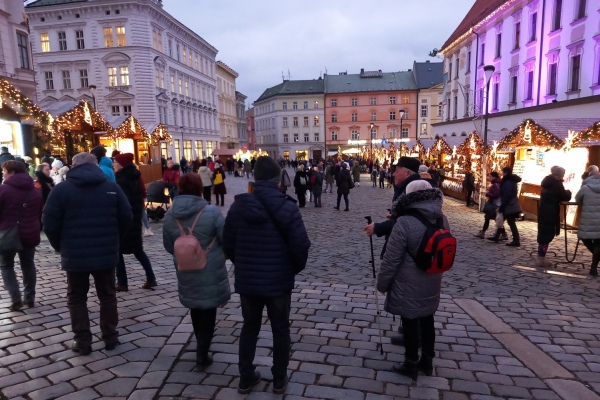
[148,123,172,163]
[438,133,483,202]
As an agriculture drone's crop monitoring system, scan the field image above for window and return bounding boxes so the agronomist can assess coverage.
[331,99,337,107]
[17,33,29,69]
[111,105,120,116]
[351,130,359,140]
[466,50,471,72]
[389,128,396,138]
[116,26,126,46]
[465,92,470,116]
[44,71,54,90]
[79,69,88,88]
[104,27,114,47]
[282,102,287,110]
[41,33,50,52]
[314,101,319,109]
[351,113,358,122]
[170,75,175,92]
[195,54,199,70]
[168,40,172,57]
[495,33,502,58]
[331,131,338,141]
[331,114,337,123]
[548,63,557,95]
[575,0,586,20]
[403,111,409,118]
[282,117,288,127]
[510,74,518,103]
[176,44,180,62]
[421,123,428,135]
[303,101,308,109]
[390,96,396,104]
[438,104,442,117]
[552,0,562,30]
[492,82,499,110]
[304,133,309,142]
[526,70,534,100]
[158,106,167,123]
[370,112,376,121]
[453,95,458,118]
[314,116,319,126]
[480,42,485,65]
[370,129,377,140]
[185,80,189,96]
[570,55,581,91]
[195,140,204,158]
[448,62,453,81]
[120,67,129,85]
[293,102,298,110]
[61,70,71,89]
[314,132,320,141]
[293,117,299,127]
[351,98,358,106]
[75,30,85,49]
[530,13,537,42]
[152,29,161,51]
[283,134,289,143]
[182,47,186,63]
[58,31,67,51]
[402,97,409,104]
[447,98,451,120]
[123,105,132,116]
[370,97,377,105]
[178,78,182,94]
[455,56,460,78]
[303,116,309,127]
[401,128,409,138]
[514,22,521,50]
[108,67,117,86]
[421,105,428,117]
[293,133,299,142]
[390,111,396,120]
[174,140,181,162]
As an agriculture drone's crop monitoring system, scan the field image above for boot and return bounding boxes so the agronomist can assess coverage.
[590,266,598,277]
[487,229,501,243]
[393,360,419,382]
[418,356,434,376]
[474,230,485,239]
[498,228,508,241]
[196,343,213,369]
[536,255,552,268]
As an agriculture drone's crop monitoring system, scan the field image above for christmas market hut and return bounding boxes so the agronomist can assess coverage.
[147,123,172,162]
[0,79,54,162]
[439,132,484,201]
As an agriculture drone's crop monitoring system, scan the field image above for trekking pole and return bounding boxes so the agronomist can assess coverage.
[365,216,384,355]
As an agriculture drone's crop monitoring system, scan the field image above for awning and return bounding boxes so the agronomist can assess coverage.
[212,148,239,156]
[342,148,361,154]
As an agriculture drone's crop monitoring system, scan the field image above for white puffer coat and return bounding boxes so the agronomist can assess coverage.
[575,174,600,239]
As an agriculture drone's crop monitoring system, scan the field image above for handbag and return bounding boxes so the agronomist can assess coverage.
[482,201,497,215]
[0,191,30,253]
[495,212,505,230]
[213,173,223,185]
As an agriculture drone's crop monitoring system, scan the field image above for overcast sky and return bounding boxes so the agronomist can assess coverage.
[166,0,475,106]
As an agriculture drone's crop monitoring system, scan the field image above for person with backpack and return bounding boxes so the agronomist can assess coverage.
[377,180,449,382]
[212,163,227,207]
[293,165,308,208]
[280,167,291,194]
[162,172,230,369]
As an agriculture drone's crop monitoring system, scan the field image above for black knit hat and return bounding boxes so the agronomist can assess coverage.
[397,157,420,174]
[90,145,107,163]
[254,156,281,181]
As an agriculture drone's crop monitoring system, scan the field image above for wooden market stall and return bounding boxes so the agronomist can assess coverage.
[439,133,483,202]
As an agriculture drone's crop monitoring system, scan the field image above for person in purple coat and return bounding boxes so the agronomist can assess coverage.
[0,160,43,311]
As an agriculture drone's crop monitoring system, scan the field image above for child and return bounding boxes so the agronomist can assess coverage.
[379,168,387,188]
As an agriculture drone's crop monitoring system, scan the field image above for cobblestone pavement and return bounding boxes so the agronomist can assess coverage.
[1,169,599,400]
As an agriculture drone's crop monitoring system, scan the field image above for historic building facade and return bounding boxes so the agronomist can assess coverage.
[216,61,239,150]
[435,0,600,138]
[26,0,220,161]
[412,61,444,139]
[245,107,255,151]
[236,91,247,149]
[254,79,325,160]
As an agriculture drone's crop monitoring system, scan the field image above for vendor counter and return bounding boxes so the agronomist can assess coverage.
[140,163,162,185]
[441,176,479,205]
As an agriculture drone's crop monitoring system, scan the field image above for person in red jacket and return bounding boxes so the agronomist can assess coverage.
[0,160,43,311]
[162,159,180,201]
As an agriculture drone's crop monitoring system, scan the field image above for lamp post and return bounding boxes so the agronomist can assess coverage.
[480,65,495,211]
[369,122,374,163]
[88,85,97,109]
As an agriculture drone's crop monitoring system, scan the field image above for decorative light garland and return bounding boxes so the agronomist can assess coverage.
[0,79,54,134]
[429,136,452,157]
[51,100,113,141]
[571,122,600,148]
[111,115,148,141]
[497,118,564,150]
[149,124,173,145]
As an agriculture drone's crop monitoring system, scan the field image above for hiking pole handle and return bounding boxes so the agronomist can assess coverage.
[365,216,376,279]
[365,216,372,224]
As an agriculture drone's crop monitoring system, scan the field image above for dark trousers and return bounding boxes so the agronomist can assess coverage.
[313,192,322,207]
[297,193,306,207]
[190,308,217,357]
[67,268,118,347]
[0,247,36,304]
[504,212,520,243]
[465,190,473,206]
[582,239,600,268]
[336,193,349,209]
[117,251,155,287]
[239,293,291,380]
[401,314,435,362]
[482,214,493,232]
[203,185,212,204]
[214,193,224,206]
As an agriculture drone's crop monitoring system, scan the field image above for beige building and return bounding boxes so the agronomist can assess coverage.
[216,61,239,149]
[418,83,444,139]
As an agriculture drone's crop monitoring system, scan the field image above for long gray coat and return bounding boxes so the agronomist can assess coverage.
[575,174,600,240]
[163,195,231,309]
[377,188,446,319]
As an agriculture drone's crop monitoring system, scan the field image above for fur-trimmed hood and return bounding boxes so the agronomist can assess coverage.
[392,188,444,222]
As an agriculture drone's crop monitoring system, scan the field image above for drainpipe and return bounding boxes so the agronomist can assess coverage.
[536,0,547,106]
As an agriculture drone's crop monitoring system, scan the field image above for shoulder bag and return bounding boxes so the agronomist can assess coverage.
[0,191,30,253]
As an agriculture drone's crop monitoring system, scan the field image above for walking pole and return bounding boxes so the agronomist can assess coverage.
[365,216,384,355]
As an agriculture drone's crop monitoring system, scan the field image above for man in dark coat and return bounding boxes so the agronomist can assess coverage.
[43,152,132,355]
[536,166,571,267]
[462,171,476,206]
[334,162,353,211]
[223,156,310,395]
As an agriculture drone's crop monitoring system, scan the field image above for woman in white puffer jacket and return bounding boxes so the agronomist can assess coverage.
[575,169,600,276]
[197,159,213,204]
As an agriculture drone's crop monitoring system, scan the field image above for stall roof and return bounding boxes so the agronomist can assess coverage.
[107,115,127,128]
[535,118,598,141]
[42,100,79,117]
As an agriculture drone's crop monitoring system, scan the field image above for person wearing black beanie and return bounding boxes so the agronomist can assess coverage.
[90,146,107,164]
[253,156,281,182]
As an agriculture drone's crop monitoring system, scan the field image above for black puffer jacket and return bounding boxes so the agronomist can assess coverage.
[223,181,311,297]
[336,168,352,194]
[537,175,571,243]
[115,164,144,254]
[43,163,132,272]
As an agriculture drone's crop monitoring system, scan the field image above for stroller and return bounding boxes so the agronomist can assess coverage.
[146,180,170,222]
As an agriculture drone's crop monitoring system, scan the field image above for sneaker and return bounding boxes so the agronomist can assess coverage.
[238,371,261,394]
[273,375,288,394]
[144,228,154,237]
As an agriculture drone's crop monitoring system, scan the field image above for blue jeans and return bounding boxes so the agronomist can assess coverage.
[0,247,36,304]
[141,208,150,229]
[239,293,291,380]
[116,251,155,287]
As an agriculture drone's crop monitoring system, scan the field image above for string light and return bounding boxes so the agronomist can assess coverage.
[149,124,173,145]
[0,79,54,134]
[51,100,113,141]
[498,119,564,150]
[571,122,600,148]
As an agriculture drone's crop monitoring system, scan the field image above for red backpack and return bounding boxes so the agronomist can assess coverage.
[406,211,456,274]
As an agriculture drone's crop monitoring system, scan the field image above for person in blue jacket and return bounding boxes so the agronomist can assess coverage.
[91,145,115,182]
[43,152,132,356]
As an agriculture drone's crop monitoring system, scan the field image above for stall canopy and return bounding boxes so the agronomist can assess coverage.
[498,118,564,150]
[343,148,361,154]
[51,100,113,140]
[572,121,600,147]
[0,79,54,134]
[147,123,172,145]
[111,115,148,140]
[429,136,452,157]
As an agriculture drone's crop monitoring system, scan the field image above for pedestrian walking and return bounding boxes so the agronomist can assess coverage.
[324,164,335,193]
[279,167,291,194]
[162,173,231,368]
[34,162,54,205]
[352,162,361,187]
[198,159,213,204]
[474,172,502,238]
[536,166,572,267]
[163,159,180,200]
[113,153,157,291]
[371,167,378,187]
[488,166,522,246]
[311,166,324,207]
[0,160,43,311]
[377,180,447,381]
[575,169,600,276]
[294,165,308,207]
[223,156,310,394]
[462,170,475,207]
[43,152,132,355]
[379,168,387,189]
[212,162,227,206]
[334,162,353,211]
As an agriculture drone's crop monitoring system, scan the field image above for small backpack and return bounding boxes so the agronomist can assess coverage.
[174,208,216,272]
[299,175,307,185]
[309,174,316,185]
[282,170,291,187]
[406,211,456,274]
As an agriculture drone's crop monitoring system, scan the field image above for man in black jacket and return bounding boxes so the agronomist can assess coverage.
[224,156,310,395]
[43,152,132,355]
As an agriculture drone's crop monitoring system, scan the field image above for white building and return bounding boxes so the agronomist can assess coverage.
[412,61,444,139]
[26,0,220,161]
[254,79,325,160]
[236,91,247,148]
[216,61,238,150]
[434,0,600,140]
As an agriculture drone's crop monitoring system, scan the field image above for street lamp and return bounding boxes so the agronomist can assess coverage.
[369,122,374,162]
[480,65,495,211]
[88,85,97,109]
